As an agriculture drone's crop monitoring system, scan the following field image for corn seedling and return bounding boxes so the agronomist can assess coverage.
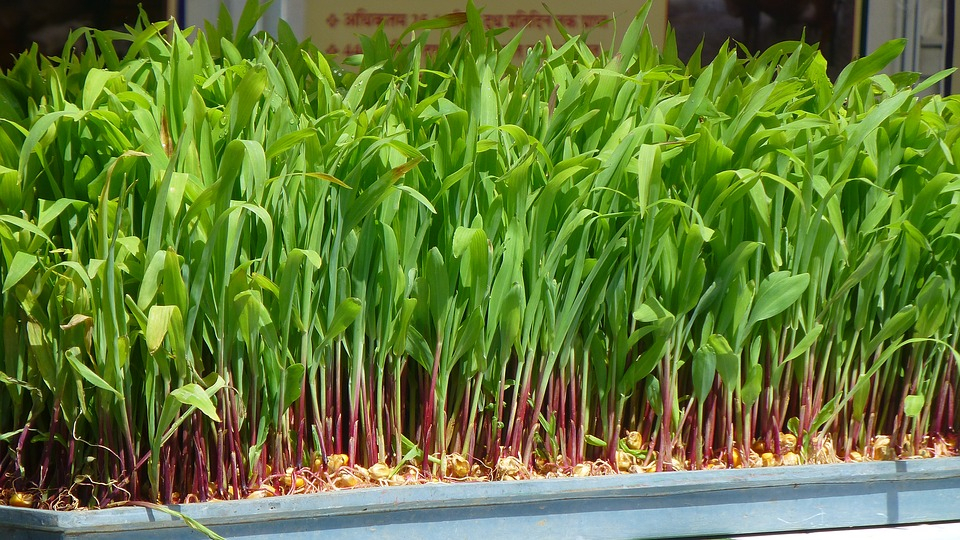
[1,1,959,508]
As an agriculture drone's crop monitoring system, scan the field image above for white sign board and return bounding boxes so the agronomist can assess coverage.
[304,1,667,57]
[180,1,668,57]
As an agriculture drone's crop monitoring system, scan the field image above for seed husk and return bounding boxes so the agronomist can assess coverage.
[327,454,349,473]
[445,453,470,479]
[368,462,392,481]
[731,447,743,468]
[572,463,592,477]
[333,471,360,488]
[280,467,306,489]
[8,491,34,508]
[496,456,524,479]
[616,451,636,472]
[246,488,274,499]
[624,431,643,451]
[780,433,798,452]
[872,436,896,461]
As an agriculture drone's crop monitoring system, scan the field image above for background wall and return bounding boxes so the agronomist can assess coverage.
[0,0,166,70]
[1,1,958,96]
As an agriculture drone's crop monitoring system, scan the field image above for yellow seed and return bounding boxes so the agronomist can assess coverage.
[334,471,359,488]
[616,451,636,472]
[780,433,798,452]
[751,439,766,454]
[872,435,895,461]
[572,463,592,477]
[624,431,643,451]
[782,451,800,466]
[280,467,306,489]
[445,453,470,479]
[368,462,392,481]
[731,447,743,468]
[496,456,523,478]
[246,489,273,499]
[9,491,34,508]
[311,458,324,474]
[327,454,349,473]
[848,451,863,462]
[761,452,776,467]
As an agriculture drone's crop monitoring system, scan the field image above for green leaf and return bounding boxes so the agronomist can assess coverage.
[916,276,947,337]
[645,376,663,416]
[904,395,924,418]
[2,252,37,293]
[323,297,362,345]
[692,344,717,403]
[452,225,489,289]
[747,272,810,327]
[282,364,305,410]
[783,323,824,364]
[81,68,120,110]
[741,364,763,406]
[584,434,608,447]
[709,335,739,392]
[866,305,918,353]
[65,347,122,399]
[146,305,180,353]
[829,39,906,109]
[171,383,221,423]
[810,394,841,433]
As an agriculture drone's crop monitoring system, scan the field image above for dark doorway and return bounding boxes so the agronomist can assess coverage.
[0,0,166,70]
[668,0,857,74]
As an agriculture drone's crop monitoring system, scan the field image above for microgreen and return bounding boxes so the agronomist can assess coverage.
[1,1,958,506]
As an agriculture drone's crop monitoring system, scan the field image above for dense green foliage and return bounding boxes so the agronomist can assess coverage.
[1,1,959,505]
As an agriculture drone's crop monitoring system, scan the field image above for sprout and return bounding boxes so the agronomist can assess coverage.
[0,0,957,506]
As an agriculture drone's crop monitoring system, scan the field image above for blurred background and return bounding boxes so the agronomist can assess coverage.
[0,1,956,93]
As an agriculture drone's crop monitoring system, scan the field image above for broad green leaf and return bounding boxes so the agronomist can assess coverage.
[866,305,918,353]
[810,394,841,433]
[282,364,305,410]
[146,305,180,354]
[323,297,362,345]
[829,39,905,109]
[2,252,37,293]
[65,347,122,399]
[170,383,221,423]
[783,324,824,364]
[741,364,763,406]
[747,272,810,327]
[904,395,924,418]
[916,276,947,337]
[709,335,739,392]
[692,344,717,403]
[853,378,871,420]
